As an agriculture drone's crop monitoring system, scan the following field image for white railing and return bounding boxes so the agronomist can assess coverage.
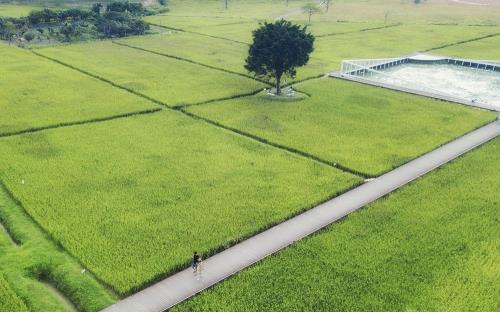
[339,58,473,103]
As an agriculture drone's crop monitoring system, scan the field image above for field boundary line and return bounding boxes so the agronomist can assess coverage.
[0,178,120,302]
[178,108,371,178]
[148,22,250,45]
[32,51,172,107]
[30,50,362,178]
[32,51,267,110]
[111,41,270,84]
[0,108,162,139]
[424,32,500,52]
[28,50,497,180]
[0,214,21,246]
[316,23,402,38]
[177,88,264,109]
[102,121,500,312]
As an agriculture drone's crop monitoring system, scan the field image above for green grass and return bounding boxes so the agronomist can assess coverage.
[128,23,500,82]
[161,0,500,25]
[116,32,250,75]
[186,78,495,176]
[0,275,29,312]
[0,4,40,17]
[36,41,265,107]
[144,15,257,30]
[163,0,304,19]
[433,34,500,60]
[174,137,500,312]
[0,43,156,136]
[145,13,385,41]
[0,110,360,295]
[117,23,499,83]
[0,185,115,312]
[305,24,500,75]
[314,0,500,25]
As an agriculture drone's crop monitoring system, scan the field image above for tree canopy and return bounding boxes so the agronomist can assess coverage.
[0,1,167,44]
[245,20,314,95]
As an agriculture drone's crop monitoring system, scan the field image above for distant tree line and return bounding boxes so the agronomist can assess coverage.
[0,1,167,44]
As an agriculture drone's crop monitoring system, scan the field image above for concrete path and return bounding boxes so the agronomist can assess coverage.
[103,121,500,312]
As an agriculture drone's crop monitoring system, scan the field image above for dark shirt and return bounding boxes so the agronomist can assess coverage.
[193,254,200,264]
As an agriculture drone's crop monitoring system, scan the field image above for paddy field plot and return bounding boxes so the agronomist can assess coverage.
[145,13,386,42]
[35,41,265,107]
[0,4,39,17]
[186,78,495,176]
[309,24,500,73]
[174,137,500,312]
[0,186,114,312]
[434,34,500,60]
[0,275,28,312]
[324,0,500,24]
[144,15,257,31]
[118,31,325,81]
[0,44,156,136]
[117,32,250,75]
[162,0,304,19]
[0,110,360,295]
[115,24,494,83]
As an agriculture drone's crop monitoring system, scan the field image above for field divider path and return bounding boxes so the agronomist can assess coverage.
[102,121,500,312]
[29,49,368,177]
[178,108,370,178]
[32,51,172,107]
[0,108,163,139]
[424,32,500,52]
[111,41,270,84]
[315,23,402,38]
[148,22,250,45]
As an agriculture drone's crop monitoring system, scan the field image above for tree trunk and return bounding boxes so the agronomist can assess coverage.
[308,12,312,24]
[275,72,282,95]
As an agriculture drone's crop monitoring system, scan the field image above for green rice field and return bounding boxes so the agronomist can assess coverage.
[434,34,500,60]
[2,0,499,310]
[0,4,39,17]
[0,44,156,136]
[117,24,500,83]
[35,41,265,107]
[186,78,495,176]
[0,275,28,312]
[0,185,114,312]
[174,137,500,312]
[0,110,360,294]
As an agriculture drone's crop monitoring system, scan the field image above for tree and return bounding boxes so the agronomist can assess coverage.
[302,3,321,24]
[224,0,228,9]
[245,20,314,95]
[1,21,18,43]
[23,30,38,42]
[92,3,103,15]
[322,0,332,12]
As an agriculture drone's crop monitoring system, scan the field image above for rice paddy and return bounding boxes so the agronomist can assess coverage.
[0,275,29,312]
[186,78,495,176]
[2,0,499,310]
[0,110,360,294]
[0,4,40,18]
[0,44,156,136]
[35,41,265,107]
[174,137,500,312]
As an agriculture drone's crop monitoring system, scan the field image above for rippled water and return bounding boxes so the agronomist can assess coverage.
[364,63,500,109]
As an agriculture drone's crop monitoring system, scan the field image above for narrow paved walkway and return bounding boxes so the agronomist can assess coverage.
[103,121,500,312]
